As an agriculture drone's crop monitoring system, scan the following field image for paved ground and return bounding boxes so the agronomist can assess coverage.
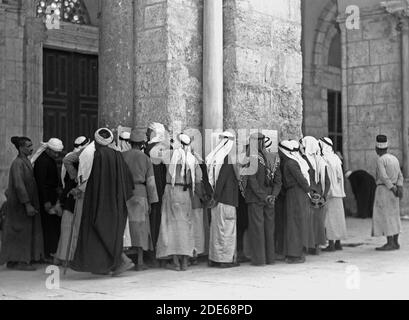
[1,218,408,300]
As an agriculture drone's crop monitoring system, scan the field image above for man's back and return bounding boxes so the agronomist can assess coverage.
[376,153,403,187]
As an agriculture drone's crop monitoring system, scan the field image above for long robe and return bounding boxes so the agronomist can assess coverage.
[245,153,282,265]
[70,145,134,274]
[33,152,61,258]
[348,170,376,219]
[156,164,195,259]
[282,157,310,258]
[55,155,79,261]
[302,155,331,247]
[372,153,403,237]
[145,143,167,250]
[209,158,239,263]
[122,149,158,251]
[0,156,44,264]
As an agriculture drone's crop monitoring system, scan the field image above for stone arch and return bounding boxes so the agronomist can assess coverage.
[312,0,341,86]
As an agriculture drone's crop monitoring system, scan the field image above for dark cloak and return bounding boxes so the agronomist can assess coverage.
[70,145,134,273]
[145,142,168,249]
[33,152,61,258]
[0,156,44,264]
[348,170,376,219]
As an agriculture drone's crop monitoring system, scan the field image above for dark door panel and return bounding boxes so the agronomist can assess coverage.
[43,48,98,153]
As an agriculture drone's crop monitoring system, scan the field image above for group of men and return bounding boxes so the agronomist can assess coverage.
[0,123,404,273]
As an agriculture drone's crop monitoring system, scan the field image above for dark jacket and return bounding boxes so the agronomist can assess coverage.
[245,153,282,204]
[33,152,59,206]
[213,157,239,207]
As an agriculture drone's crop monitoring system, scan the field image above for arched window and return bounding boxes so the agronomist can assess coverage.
[328,32,341,68]
[36,0,90,25]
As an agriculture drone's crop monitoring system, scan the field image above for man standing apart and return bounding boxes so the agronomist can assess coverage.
[372,135,403,251]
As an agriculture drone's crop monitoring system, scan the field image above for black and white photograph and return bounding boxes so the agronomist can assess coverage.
[0,0,409,303]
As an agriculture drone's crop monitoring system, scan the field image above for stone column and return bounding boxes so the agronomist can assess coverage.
[203,0,223,155]
[382,0,409,177]
[99,0,134,130]
[400,17,409,177]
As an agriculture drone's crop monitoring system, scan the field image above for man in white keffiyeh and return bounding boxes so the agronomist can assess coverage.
[206,132,239,268]
[278,140,311,264]
[156,132,198,272]
[318,137,347,251]
[299,136,330,254]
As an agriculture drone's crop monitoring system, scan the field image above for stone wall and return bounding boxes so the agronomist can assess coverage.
[341,7,402,175]
[0,1,26,204]
[223,0,303,140]
[302,0,341,139]
[134,0,203,133]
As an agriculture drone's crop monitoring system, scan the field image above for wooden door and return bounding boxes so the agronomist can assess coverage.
[43,48,98,152]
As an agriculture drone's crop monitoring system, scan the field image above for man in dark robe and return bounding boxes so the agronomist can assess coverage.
[32,138,64,263]
[144,123,169,266]
[70,128,134,275]
[0,137,44,271]
[244,133,282,266]
[346,170,376,219]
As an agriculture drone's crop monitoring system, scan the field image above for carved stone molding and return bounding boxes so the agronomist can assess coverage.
[44,21,98,54]
[381,0,409,16]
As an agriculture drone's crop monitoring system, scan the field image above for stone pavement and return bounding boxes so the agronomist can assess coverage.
[1,218,408,300]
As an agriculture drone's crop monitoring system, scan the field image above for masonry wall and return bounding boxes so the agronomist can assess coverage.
[224,0,303,140]
[134,0,203,132]
[0,0,26,203]
[302,0,341,139]
[343,8,402,175]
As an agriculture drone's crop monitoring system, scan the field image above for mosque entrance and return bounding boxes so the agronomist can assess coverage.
[43,48,98,151]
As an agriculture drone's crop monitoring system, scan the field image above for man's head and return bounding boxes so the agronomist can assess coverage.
[248,132,266,154]
[11,136,33,157]
[45,138,64,159]
[375,135,388,156]
[94,128,114,147]
[130,127,147,150]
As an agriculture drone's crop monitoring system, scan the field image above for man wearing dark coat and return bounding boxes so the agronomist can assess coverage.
[144,123,169,266]
[70,128,134,275]
[279,140,312,264]
[32,138,64,262]
[0,137,44,271]
[244,133,282,266]
[346,170,376,219]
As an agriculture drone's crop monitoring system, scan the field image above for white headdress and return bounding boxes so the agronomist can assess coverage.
[30,138,64,165]
[206,132,235,188]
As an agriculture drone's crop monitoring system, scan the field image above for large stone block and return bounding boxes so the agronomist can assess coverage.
[387,103,401,123]
[352,66,380,84]
[346,28,362,42]
[135,62,168,98]
[348,124,380,150]
[379,124,401,149]
[373,81,400,104]
[348,149,367,171]
[134,96,168,127]
[136,28,167,64]
[347,41,369,67]
[380,64,400,82]
[362,14,395,40]
[144,3,166,28]
[347,84,373,106]
[364,150,378,176]
[145,0,166,5]
[370,38,400,65]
